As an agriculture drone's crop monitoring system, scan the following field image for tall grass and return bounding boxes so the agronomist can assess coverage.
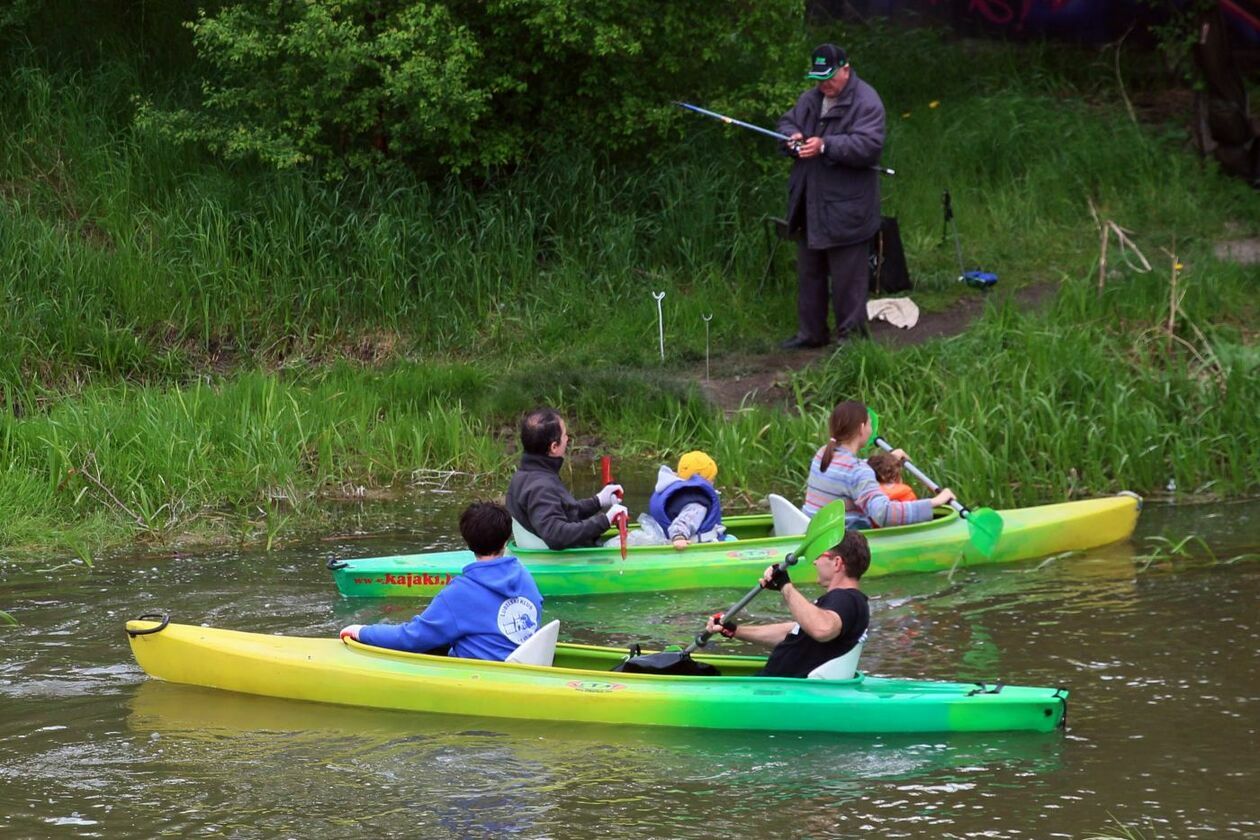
[5,33,1250,394]
[0,58,796,394]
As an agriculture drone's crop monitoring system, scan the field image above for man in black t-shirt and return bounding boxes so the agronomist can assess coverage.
[705,528,871,677]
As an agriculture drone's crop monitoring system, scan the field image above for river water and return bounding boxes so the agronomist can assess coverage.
[1,493,1257,839]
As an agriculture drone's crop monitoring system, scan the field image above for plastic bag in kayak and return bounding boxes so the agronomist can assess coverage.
[603,513,669,548]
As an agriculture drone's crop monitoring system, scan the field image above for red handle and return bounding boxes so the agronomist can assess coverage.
[600,455,624,500]
[602,455,628,559]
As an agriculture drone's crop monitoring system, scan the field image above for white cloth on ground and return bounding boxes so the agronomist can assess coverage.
[866,297,919,329]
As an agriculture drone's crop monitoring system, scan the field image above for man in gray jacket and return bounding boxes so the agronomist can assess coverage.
[505,407,627,550]
[778,44,886,349]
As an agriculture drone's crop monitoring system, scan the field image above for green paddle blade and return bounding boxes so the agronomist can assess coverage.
[863,407,881,454]
[964,507,1004,558]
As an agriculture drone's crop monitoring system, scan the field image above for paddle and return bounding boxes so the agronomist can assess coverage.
[612,553,801,675]
[600,455,628,560]
[869,432,1004,558]
[684,552,800,654]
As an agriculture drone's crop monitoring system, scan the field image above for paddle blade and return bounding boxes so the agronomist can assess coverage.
[964,508,1004,558]
[616,512,628,561]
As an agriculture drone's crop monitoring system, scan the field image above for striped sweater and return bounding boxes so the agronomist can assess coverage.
[803,445,934,527]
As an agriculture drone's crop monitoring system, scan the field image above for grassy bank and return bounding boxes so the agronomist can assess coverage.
[1,25,1257,555]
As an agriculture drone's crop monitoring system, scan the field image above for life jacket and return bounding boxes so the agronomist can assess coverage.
[880,482,917,502]
[648,470,723,540]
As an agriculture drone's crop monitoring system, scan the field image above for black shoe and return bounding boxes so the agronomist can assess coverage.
[780,335,829,350]
[835,325,871,343]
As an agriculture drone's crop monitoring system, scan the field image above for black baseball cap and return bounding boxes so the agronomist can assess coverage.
[806,44,848,80]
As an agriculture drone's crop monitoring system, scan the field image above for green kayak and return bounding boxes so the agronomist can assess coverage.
[330,494,1140,598]
[126,618,1068,735]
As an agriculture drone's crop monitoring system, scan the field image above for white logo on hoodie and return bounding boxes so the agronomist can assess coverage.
[497,597,539,644]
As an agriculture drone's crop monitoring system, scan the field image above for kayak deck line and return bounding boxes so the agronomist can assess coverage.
[331,494,1142,598]
[126,619,1069,735]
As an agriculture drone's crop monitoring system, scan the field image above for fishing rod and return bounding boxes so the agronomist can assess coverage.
[674,102,895,176]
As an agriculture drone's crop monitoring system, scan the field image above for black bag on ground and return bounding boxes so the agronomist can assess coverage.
[869,216,912,294]
[611,651,721,677]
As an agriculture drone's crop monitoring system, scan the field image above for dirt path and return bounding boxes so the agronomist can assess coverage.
[691,281,1058,412]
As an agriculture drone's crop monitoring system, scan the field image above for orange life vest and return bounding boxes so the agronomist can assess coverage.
[880,482,917,502]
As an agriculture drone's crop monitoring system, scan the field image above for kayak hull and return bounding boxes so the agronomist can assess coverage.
[331,494,1141,597]
[126,620,1068,735]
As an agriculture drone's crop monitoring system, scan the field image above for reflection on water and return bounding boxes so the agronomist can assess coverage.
[1,498,1258,837]
[109,682,1064,837]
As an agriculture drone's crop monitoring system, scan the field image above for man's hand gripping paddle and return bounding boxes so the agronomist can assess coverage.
[601,456,628,560]
[612,553,801,676]
[685,553,800,654]
[867,409,1003,558]
[613,499,847,676]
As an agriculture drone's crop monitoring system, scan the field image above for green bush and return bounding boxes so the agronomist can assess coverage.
[136,0,803,176]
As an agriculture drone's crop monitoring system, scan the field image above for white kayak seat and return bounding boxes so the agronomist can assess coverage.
[768,494,810,537]
[807,634,867,680]
[505,620,560,667]
[511,518,549,550]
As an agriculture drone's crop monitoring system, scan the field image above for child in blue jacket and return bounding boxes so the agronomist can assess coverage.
[339,501,543,661]
[648,450,727,549]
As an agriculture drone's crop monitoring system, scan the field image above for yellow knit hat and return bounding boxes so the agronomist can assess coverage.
[676,450,718,482]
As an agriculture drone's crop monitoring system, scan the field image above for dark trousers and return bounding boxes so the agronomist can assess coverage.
[795,238,870,342]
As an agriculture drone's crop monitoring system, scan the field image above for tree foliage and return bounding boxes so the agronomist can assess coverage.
[136,0,804,176]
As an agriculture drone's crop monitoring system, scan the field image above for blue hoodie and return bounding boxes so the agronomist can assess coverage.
[357,556,543,661]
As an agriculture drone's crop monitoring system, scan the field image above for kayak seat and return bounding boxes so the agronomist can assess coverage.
[506,619,560,667]
[511,518,550,550]
[768,494,810,537]
[806,634,866,681]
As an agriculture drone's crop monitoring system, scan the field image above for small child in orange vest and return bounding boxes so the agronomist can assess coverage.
[867,451,917,503]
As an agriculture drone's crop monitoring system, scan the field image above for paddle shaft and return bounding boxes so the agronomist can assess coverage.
[674,102,895,176]
[685,554,800,654]
[872,436,974,519]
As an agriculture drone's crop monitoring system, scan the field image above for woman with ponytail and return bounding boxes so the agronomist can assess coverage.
[802,400,955,528]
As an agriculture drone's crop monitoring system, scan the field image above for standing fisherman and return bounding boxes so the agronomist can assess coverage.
[778,44,886,350]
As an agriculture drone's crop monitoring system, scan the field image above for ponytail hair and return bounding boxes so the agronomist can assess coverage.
[819,400,868,472]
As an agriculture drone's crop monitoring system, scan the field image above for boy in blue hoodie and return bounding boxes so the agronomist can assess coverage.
[338,502,543,661]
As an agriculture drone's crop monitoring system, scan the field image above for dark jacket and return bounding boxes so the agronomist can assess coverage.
[777,73,886,250]
[505,453,609,550]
